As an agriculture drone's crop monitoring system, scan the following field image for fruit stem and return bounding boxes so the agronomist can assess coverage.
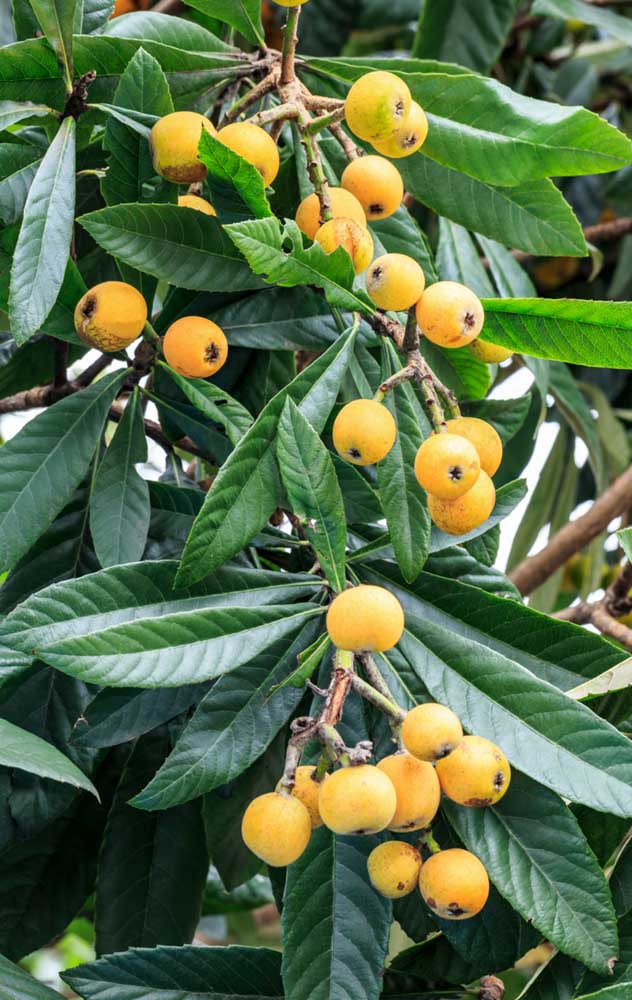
[248,102,300,128]
[358,653,398,704]
[303,107,347,136]
[224,68,280,123]
[350,674,406,724]
[281,5,301,86]
[142,321,162,351]
[418,829,442,855]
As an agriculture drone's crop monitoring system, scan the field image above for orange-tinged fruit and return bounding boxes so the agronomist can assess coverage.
[341,155,404,221]
[112,0,150,15]
[436,735,511,807]
[332,398,396,466]
[368,841,422,899]
[149,111,216,184]
[468,339,513,364]
[74,281,147,352]
[278,765,325,828]
[295,187,366,240]
[318,764,397,835]
[275,0,309,4]
[427,470,495,535]
[366,253,425,311]
[178,194,216,216]
[326,584,404,653]
[217,122,280,186]
[402,703,463,762]
[416,281,484,348]
[414,433,481,501]
[373,101,428,158]
[420,848,490,920]
[446,416,503,477]
[377,753,441,832]
[163,316,228,378]
[241,791,311,867]
[315,217,374,274]
[345,71,411,143]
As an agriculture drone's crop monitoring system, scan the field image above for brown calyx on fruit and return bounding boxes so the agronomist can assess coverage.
[479,976,505,1000]
[205,341,221,363]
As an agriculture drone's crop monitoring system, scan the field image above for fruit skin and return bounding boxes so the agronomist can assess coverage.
[468,339,513,364]
[274,0,309,5]
[366,254,425,311]
[178,194,216,216]
[368,841,422,899]
[74,281,147,352]
[446,416,503,477]
[163,316,228,378]
[332,398,396,466]
[241,792,312,867]
[373,101,428,158]
[295,187,366,240]
[402,703,463,762]
[326,584,404,653]
[414,433,481,501]
[217,122,280,186]
[315,218,374,275]
[277,765,325,828]
[318,764,397,835]
[345,71,411,143]
[112,0,150,16]
[436,735,511,807]
[428,470,495,536]
[341,155,404,221]
[415,281,484,348]
[149,112,216,184]
[420,848,490,920]
[377,753,441,832]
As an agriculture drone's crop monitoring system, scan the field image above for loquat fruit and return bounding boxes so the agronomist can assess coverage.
[274,0,310,4]
[446,416,503,478]
[345,71,411,143]
[377,753,441,832]
[428,470,496,536]
[401,703,463,762]
[373,101,428,158]
[341,155,404,221]
[217,122,280,187]
[436,734,511,807]
[315,217,374,275]
[177,194,216,216]
[241,791,312,867]
[332,398,396,466]
[419,848,490,920]
[149,111,216,184]
[112,0,150,15]
[74,281,147,352]
[163,316,228,378]
[367,840,422,899]
[413,432,481,501]
[326,584,404,653]
[295,187,366,241]
[277,765,325,828]
[318,764,397,835]
[468,339,513,364]
[415,281,484,348]
[365,254,426,311]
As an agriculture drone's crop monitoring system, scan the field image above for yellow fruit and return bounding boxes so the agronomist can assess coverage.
[419,848,490,920]
[217,122,280,186]
[332,398,396,466]
[416,281,484,348]
[278,765,325,828]
[468,339,513,364]
[401,703,463,762]
[345,71,411,143]
[112,0,150,16]
[377,753,441,832]
[318,764,397,834]
[368,841,422,899]
[241,791,312,867]
[149,111,216,184]
[365,254,425,311]
[428,470,495,536]
[275,0,309,5]
[326,584,404,653]
[163,316,228,378]
[177,194,216,216]
[373,101,428,158]
[436,735,511,807]
[295,187,366,240]
[315,217,374,275]
[74,281,147,352]
[413,433,481,501]
[446,417,503,478]
[341,155,404,221]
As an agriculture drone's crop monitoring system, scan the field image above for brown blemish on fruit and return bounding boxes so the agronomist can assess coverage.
[369,203,384,215]
[434,743,457,760]
[448,902,466,917]
[81,295,97,319]
[465,797,493,807]
[395,99,405,117]
[426,896,437,910]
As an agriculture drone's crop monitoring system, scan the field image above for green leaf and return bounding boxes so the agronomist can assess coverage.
[413,0,522,73]
[533,0,632,46]
[29,0,76,89]
[0,100,54,131]
[80,0,115,32]
[268,632,333,695]
[476,236,536,298]
[575,910,632,999]
[9,116,76,344]
[101,10,231,51]
[282,828,392,1000]
[184,0,264,46]
[209,287,343,351]
[619,527,632,564]
[0,718,96,796]
[567,658,632,703]
[63,945,283,1000]
[277,398,347,592]
[74,684,207,748]
[462,394,533,446]
[420,338,491,403]
[0,143,43,226]
[549,361,604,487]
[437,219,495,297]
[198,129,273,221]
[176,324,358,586]
[0,369,126,574]
[158,361,253,447]
[79,202,262,293]
[444,771,618,974]
[0,954,63,999]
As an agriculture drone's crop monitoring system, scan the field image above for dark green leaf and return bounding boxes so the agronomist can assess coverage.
[74,684,207,748]
[413,0,521,72]
[0,143,42,225]
[198,129,273,221]
[29,0,75,89]
[0,954,63,999]
[209,287,343,351]
[437,219,495,297]
[184,0,264,46]
[159,361,253,447]
[0,718,96,795]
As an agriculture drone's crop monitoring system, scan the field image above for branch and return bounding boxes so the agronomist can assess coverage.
[280,5,301,86]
